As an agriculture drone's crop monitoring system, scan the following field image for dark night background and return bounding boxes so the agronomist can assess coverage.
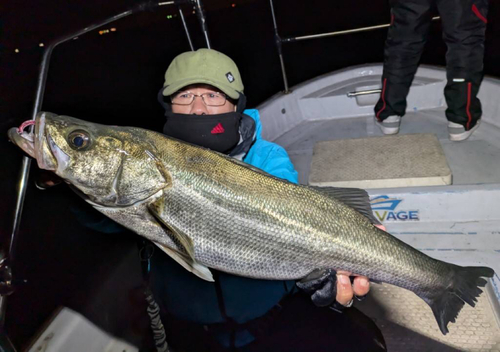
[1,0,499,349]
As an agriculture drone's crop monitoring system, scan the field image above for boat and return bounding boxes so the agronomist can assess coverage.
[3,0,500,350]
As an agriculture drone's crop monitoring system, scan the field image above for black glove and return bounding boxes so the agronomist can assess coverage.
[297,269,367,311]
[296,268,338,307]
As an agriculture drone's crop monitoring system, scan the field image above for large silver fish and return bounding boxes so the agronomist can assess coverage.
[8,112,494,334]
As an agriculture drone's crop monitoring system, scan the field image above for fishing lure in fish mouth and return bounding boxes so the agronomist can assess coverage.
[14,120,36,146]
[18,120,36,134]
[7,111,495,335]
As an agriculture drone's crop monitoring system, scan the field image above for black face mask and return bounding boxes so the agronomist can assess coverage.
[163,111,241,153]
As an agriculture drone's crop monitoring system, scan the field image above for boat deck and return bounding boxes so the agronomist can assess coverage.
[275,108,500,186]
[359,282,500,351]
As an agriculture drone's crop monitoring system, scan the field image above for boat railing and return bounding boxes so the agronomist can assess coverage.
[268,0,440,95]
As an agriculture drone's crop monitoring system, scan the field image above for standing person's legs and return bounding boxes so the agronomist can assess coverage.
[437,0,488,140]
[375,0,433,133]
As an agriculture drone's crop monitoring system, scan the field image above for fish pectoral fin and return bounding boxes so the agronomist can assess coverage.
[153,242,214,282]
[309,186,381,225]
[148,200,196,261]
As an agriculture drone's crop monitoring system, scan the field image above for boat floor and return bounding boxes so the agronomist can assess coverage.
[358,283,500,352]
[275,107,500,186]
[274,107,500,350]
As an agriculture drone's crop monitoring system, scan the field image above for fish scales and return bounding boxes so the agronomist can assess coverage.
[155,137,451,293]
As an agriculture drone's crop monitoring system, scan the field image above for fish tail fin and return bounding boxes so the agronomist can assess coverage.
[429,265,494,335]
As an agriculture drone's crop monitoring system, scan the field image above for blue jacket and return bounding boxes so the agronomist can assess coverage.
[242,110,298,183]
[150,109,298,347]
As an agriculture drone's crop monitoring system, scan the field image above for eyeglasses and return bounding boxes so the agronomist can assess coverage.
[171,91,227,106]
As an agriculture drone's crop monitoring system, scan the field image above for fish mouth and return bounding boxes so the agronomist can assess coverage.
[8,121,36,158]
[8,112,60,171]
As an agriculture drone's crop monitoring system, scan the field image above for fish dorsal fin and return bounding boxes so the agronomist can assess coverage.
[148,198,196,261]
[153,242,214,282]
[309,186,381,225]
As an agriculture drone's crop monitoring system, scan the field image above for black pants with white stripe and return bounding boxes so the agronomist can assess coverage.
[374,0,489,130]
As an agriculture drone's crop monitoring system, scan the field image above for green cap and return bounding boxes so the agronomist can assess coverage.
[162,49,244,100]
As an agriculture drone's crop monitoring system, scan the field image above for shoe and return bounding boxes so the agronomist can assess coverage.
[376,115,401,135]
[448,119,481,141]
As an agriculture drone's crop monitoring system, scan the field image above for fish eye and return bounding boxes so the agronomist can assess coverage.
[68,130,90,150]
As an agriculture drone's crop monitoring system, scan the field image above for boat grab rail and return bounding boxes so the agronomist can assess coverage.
[268,0,440,94]
[346,89,382,98]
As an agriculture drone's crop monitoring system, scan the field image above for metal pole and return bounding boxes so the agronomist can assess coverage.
[178,5,194,51]
[2,0,166,331]
[192,0,211,48]
[0,40,54,334]
[347,89,382,97]
[282,16,441,43]
[269,0,289,93]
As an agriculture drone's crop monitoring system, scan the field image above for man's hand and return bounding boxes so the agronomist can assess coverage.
[335,271,369,306]
[297,269,368,309]
[297,224,386,309]
[335,224,386,307]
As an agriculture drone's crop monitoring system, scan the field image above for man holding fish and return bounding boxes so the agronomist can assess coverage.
[152,48,386,351]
